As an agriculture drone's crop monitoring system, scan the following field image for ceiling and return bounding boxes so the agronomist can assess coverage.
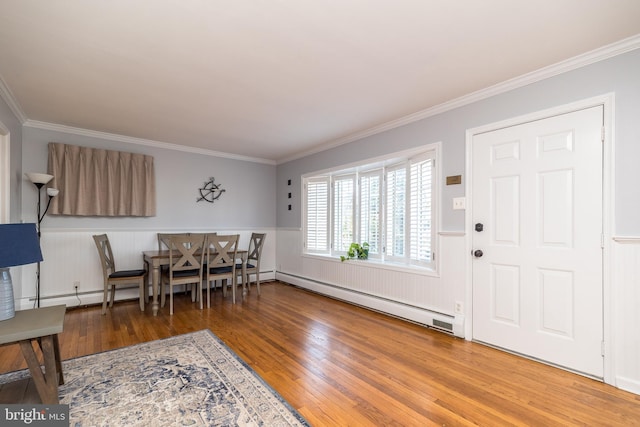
[1,1,639,164]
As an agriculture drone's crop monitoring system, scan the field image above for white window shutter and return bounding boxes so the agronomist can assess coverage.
[359,172,382,255]
[409,158,433,263]
[306,178,329,252]
[333,175,355,252]
[386,166,406,257]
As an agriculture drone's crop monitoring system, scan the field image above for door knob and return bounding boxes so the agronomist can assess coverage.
[475,223,484,232]
[473,249,483,258]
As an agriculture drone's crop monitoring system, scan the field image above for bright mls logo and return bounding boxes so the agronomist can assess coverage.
[1,405,68,426]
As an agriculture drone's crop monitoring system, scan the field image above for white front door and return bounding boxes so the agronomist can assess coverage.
[471,106,604,378]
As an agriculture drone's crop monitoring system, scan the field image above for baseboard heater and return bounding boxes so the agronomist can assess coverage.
[276,271,464,338]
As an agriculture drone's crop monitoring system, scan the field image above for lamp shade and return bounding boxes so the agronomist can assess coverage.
[0,223,43,268]
[0,223,42,321]
[25,173,54,185]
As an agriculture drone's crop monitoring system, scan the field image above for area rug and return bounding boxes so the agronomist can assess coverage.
[0,330,309,426]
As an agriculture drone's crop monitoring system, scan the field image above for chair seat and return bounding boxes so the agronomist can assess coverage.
[93,233,148,315]
[109,269,146,279]
[209,266,233,274]
[171,269,200,278]
[236,263,256,270]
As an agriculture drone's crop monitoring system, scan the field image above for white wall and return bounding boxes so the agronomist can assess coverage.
[611,238,640,393]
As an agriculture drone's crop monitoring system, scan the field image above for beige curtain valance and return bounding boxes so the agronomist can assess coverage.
[48,143,156,217]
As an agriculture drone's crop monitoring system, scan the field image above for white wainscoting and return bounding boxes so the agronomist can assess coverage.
[612,237,640,395]
[275,229,467,337]
[15,228,276,310]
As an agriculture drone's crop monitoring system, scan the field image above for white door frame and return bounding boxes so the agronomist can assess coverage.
[464,93,615,385]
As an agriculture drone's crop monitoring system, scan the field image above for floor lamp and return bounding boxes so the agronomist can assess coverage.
[25,172,59,308]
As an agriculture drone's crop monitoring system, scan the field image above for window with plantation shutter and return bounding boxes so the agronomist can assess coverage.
[409,155,434,265]
[303,143,438,271]
[305,177,329,253]
[386,165,406,259]
[332,175,355,253]
[359,170,382,256]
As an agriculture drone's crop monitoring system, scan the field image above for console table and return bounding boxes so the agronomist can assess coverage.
[0,305,65,404]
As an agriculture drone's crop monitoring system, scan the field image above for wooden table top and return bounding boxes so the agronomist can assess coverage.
[0,305,66,345]
[143,249,246,260]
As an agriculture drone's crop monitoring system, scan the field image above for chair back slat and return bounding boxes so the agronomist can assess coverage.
[247,233,266,263]
[168,234,206,272]
[207,234,239,268]
[93,234,116,275]
[158,233,190,252]
[237,232,266,297]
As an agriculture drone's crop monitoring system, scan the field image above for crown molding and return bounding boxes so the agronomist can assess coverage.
[277,34,640,164]
[0,74,27,124]
[23,120,276,165]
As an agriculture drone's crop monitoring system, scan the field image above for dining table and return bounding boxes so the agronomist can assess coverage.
[143,249,247,316]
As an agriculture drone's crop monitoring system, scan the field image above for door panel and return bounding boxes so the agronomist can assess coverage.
[538,268,573,337]
[492,176,519,245]
[472,106,604,378]
[491,264,520,325]
[539,169,573,247]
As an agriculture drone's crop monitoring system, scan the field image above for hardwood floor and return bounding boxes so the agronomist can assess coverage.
[1,281,639,425]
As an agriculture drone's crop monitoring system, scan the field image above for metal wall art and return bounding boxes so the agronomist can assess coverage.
[197,177,226,203]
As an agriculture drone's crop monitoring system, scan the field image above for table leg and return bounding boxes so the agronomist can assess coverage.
[19,335,60,404]
[241,252,247,299]
[151,262,160,316]
[53,334,64,385]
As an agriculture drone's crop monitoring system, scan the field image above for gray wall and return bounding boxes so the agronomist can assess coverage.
[0,96,23,222]
[277,49,640,236]
[22,127,276,230]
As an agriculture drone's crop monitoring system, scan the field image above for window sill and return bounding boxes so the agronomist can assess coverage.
[302,253,439,277]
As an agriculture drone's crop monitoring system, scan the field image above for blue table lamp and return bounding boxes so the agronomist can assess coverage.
[0,223,43,321]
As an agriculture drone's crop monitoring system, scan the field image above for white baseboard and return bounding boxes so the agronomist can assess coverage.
[276,271,464,338]
[616,376,640,395]
[19,271,277,310]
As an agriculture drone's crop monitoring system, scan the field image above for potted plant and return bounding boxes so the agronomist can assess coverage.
[340,242,370,262]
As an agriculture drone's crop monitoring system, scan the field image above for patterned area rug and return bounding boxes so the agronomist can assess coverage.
[0,330,309,426]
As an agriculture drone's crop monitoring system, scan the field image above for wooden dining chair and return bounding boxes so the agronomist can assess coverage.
[237,233,266,295]
[93,234,147,315]
[158,232,199,306]
[157,232,189,251]
[161,233,206,315]
[204,234,239,306]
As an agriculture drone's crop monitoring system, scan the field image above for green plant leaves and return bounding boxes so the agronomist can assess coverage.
[340,242,369,262]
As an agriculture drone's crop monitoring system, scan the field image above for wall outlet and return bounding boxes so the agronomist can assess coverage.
[73,281,80,291]
[452,197,466,210]
[454,301,464,314]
